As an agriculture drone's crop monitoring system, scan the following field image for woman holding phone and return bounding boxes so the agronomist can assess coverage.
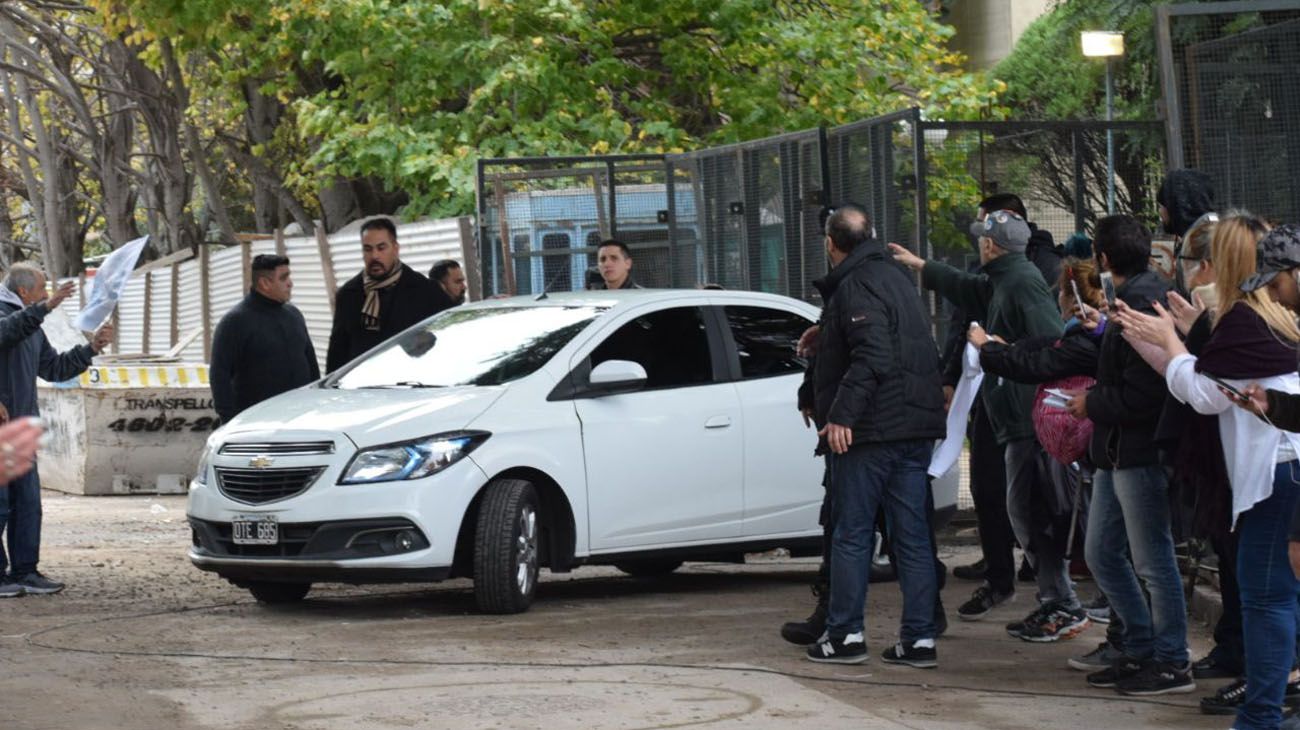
[1115,213,1300,730]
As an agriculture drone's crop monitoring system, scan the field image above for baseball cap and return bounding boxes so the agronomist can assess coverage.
[969,210,1031,253]
[1240,223,1300,292]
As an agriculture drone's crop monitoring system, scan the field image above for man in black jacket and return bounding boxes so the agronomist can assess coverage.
[429,259,467,313]
[326,217,441,373]
[804,206,946,668]
[210,255,320,424]
[1065,215,1193,695]
[0,264,111,597]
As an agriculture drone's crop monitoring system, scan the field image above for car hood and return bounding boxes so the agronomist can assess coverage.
[218,385,507,448]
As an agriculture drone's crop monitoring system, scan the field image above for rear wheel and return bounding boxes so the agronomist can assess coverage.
[473,478,540,614]
[247,581,311,604]
[614,559,684,577]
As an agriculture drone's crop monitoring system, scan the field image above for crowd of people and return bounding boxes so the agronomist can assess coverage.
[786,171,1300,730]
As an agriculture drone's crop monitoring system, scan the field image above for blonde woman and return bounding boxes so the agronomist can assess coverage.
[1116,212,1300,730]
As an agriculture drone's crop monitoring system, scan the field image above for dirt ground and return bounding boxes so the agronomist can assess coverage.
[0,492,1229,730]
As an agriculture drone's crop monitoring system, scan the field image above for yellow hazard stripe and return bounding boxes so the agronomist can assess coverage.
[53,365,210,389]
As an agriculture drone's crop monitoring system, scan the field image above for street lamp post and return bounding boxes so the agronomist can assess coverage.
[1081,31,1125,215]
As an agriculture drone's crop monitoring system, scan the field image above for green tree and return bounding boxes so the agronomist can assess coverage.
[97,0,1001,220]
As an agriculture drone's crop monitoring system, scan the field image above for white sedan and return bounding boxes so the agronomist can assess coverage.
[187,289,955,613]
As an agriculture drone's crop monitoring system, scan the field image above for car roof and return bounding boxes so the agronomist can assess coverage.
[462,289,819,314]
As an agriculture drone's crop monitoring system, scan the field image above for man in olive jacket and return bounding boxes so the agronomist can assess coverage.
[804,205,946,668]
[892,211,1087,641]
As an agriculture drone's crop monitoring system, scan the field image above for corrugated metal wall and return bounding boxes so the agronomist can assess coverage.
[64,216,471,367]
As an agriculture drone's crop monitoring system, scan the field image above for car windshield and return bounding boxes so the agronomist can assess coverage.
[329,305,603,389]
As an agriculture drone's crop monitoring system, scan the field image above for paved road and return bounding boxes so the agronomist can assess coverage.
[0,493,1224,729]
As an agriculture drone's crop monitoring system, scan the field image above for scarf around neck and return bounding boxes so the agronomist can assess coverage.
[1196,301,1298,379]
[362,265,402,331]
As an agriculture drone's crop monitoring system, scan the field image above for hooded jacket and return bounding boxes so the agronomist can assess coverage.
[1026,224,1064,289]
[1157,169,1216,238]
[922,252,1064,445]
[0,287,96,419]
[1085,270,1172,469]
[811,240,946,448]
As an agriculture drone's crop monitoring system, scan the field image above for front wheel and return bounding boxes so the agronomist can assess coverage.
[247,581,311,604]
[473,478,540,614]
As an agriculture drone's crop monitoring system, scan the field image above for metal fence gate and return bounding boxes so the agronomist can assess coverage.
[1157,0,1300,223]
[477,109,1164,311]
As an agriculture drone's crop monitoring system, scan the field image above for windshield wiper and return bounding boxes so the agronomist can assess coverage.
[359,381,444,389]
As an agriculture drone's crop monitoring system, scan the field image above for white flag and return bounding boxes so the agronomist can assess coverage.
[76,235,149,332]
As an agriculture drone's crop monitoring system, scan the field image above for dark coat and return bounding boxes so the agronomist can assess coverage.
[922,253,1064,445]
[1157,169,1216,238]
[209,291,321,423]
[1026,225,1064,289]
[1084,270,1171,469]
[0,296,95,419]
[978,321,1101,384]
[811,241,946,448]
[326,263,441,373]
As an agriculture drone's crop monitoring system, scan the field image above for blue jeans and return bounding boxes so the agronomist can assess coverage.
[0,470,42,578]
[827,439,936,642]
[1235,462,1300,730]
[1084,465,1188,664]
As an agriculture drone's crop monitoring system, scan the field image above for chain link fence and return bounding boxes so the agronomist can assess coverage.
[1158,0,1300,224]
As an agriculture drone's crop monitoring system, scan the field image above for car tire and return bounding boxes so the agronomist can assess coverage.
[473,478,540,614]
[247,581,311,604]
[613,559,684,577]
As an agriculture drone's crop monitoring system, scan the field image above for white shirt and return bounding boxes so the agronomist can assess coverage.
[1165,353,1300,528]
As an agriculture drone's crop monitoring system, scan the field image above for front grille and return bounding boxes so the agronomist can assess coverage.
[220,441,335,456]
[215,467,325,505]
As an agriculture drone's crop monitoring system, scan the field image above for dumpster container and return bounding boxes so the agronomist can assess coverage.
[37,364,217,495]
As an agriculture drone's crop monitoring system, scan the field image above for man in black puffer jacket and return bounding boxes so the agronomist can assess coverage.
[804,205,946,668]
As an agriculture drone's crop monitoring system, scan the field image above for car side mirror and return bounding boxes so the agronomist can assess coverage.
[587,359,648,396]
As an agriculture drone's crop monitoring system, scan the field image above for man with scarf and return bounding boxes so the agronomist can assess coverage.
[326,217,442,374]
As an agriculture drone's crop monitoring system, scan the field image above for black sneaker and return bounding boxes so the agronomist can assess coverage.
[1191,654,1239,680]
[1116,660,1196,696]
[1017,602,1091,643]
[14,572,64,595]
[1199,678,1246,715]
[953,558,987,581]
[1006,601,1055,639]
[881,639,937,669]
[1086,656,1144,688]
[0,579,24,598]
[781,595,827,646]
[957,584,1014,621]
[806,632,867,664]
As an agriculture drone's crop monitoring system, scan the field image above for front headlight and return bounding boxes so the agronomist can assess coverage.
[339,431,489,485]
[193,447,211,487]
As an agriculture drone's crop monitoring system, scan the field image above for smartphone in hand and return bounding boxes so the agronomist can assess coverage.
[1202,372,1248,401]
[1099,271,1117,306]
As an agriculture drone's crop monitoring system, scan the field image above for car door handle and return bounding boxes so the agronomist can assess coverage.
[704,416,732,429]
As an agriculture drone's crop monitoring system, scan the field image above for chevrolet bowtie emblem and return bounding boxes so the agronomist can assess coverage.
[248,455,275,469]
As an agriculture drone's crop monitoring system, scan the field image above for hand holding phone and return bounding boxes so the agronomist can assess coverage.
[1202,372,1248,402]
[1099,271,1117,307]
[1070,279,1090,318]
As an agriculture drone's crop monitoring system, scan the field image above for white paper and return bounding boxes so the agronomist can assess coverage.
[76,235,148,332]
[929,341,984,478]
